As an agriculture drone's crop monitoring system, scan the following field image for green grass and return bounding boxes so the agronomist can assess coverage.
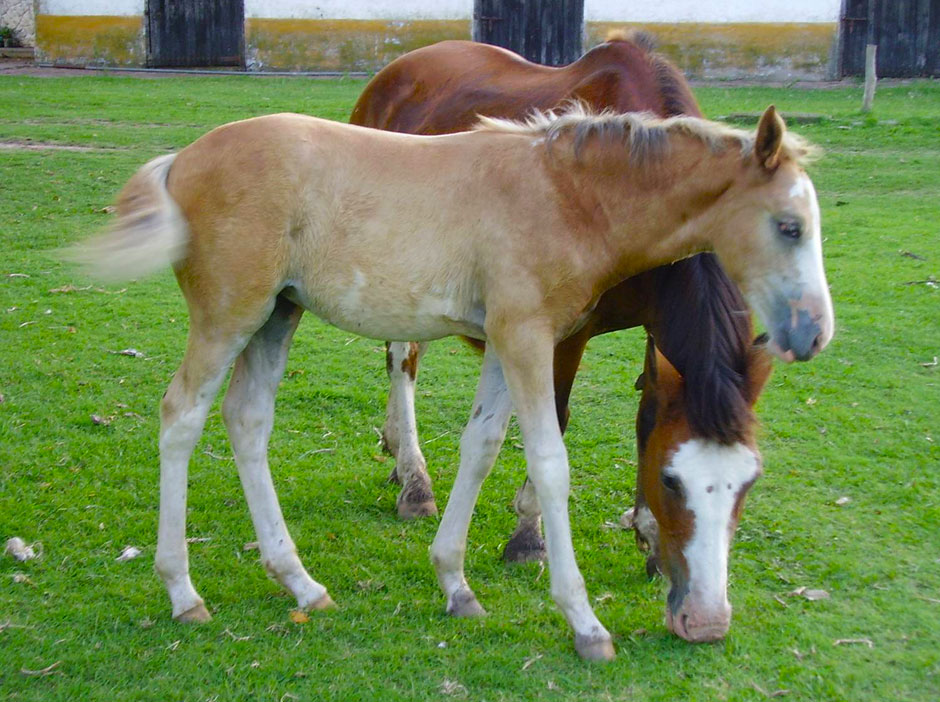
[1,75,938,701]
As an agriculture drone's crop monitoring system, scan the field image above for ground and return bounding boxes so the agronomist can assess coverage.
[0,72,938,701]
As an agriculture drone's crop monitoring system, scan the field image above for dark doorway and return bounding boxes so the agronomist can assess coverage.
[147,0,245,68]
[473,0,584,66]
[840,0,940,77]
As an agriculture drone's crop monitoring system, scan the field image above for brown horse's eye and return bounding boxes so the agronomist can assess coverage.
[777,219,802,240]
[661,473,682,494]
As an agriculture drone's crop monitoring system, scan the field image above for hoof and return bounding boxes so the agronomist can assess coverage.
[502,528,546,564]
[447,589,486,618]
[174,602,211,623]
[575,634,616,662]
[307,592,336,611]
[397,498,438,520]
[397,480,437,520]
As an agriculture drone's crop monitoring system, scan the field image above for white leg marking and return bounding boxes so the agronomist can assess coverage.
[222,302,331,611]
[498,340,613,660]
[156,345,240,620]
[384,341,435,517]
[430,347,512,615]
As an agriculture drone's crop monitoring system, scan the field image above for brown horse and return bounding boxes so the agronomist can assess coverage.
[78,101,831,660]
[350,36,791,642]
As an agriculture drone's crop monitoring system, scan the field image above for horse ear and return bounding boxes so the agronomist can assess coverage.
[653,346,684,402]
[755,105,786,172]
[744,337,774,404]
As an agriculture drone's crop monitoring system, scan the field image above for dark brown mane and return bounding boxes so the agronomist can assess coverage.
[650,256,755,444]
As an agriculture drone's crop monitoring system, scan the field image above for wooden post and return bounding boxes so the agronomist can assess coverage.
[862,43,877,112]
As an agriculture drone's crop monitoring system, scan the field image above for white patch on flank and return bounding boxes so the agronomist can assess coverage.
[338,268,367,313]
[666,439,760,605]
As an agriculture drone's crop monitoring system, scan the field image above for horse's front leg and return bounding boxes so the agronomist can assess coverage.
[502,326,591,563]
[430,346,512,617]
[382,341,436,519]
[496,326,614,662]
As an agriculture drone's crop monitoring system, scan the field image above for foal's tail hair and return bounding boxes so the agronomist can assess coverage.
[65,153,188,281]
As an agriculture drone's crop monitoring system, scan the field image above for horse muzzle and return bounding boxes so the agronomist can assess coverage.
[766,298,833,363]
[665,596,732,642]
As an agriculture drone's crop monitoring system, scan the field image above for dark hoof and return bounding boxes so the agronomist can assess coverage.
[447,589,486,618]
[397,481,437,520]
[397,498,438,520]
[575,633,616,662]
[502,528,546,564]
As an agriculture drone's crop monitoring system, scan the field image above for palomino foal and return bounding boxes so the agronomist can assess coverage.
[351,36,781,644]
[81,105,831,660]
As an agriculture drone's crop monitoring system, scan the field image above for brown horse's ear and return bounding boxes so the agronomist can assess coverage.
[755,105,786,172]
[653,346,684,403]
[744,336,774,404]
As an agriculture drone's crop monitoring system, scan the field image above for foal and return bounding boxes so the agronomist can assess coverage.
[81,105,832,660]
[352,36,778,642]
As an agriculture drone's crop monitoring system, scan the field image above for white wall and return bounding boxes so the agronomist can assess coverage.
[39,0,842,24]
[585,0,841,23]
[244,1,468,20]
[39,0,143,16]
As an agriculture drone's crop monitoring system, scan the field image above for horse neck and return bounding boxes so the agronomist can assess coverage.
[570,135,741,290]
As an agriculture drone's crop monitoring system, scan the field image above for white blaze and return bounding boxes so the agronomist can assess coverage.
[666,439,760,605]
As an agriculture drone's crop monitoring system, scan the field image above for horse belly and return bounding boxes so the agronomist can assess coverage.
[285,277,486,342]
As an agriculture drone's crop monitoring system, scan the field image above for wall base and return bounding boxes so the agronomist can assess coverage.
[33,15,838,80]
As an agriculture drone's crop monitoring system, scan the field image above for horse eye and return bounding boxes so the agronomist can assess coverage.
[777,219,802,240]
[661,473,682,494]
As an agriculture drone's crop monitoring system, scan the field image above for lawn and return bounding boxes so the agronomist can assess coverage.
[1,73,938,701]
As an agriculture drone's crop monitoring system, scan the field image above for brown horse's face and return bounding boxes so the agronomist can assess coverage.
[634,347,771,642]
[711,107,834,363]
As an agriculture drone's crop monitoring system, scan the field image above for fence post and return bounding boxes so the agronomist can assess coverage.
[862,43,877,112]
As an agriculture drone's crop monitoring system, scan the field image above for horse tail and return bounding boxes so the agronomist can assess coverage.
[66,153,188,281]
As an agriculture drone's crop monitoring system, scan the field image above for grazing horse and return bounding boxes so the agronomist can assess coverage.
[79,103,832,660]
[351,36,783,641]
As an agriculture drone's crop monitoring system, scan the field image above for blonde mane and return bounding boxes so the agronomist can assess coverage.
[475,103,819,166]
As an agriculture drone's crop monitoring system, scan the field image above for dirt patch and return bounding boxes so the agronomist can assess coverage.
[0,139,124,152]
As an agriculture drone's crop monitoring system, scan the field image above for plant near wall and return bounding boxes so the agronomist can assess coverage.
[0,26,21,48]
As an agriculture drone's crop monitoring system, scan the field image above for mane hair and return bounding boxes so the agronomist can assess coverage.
[652,256,754,444]
[604,29,700,118]
[475,103,818,166]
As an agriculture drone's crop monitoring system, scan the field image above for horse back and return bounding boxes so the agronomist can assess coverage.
[350,38,703,136]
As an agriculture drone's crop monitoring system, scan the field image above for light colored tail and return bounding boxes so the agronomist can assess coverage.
[66,153,188,281]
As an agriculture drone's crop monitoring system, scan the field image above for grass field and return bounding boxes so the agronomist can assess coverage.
[1,74,938,701]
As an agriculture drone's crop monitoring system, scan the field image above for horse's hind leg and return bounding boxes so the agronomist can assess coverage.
[156,331,245,622]
[382,341,437,519]
[221,296,333,611]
